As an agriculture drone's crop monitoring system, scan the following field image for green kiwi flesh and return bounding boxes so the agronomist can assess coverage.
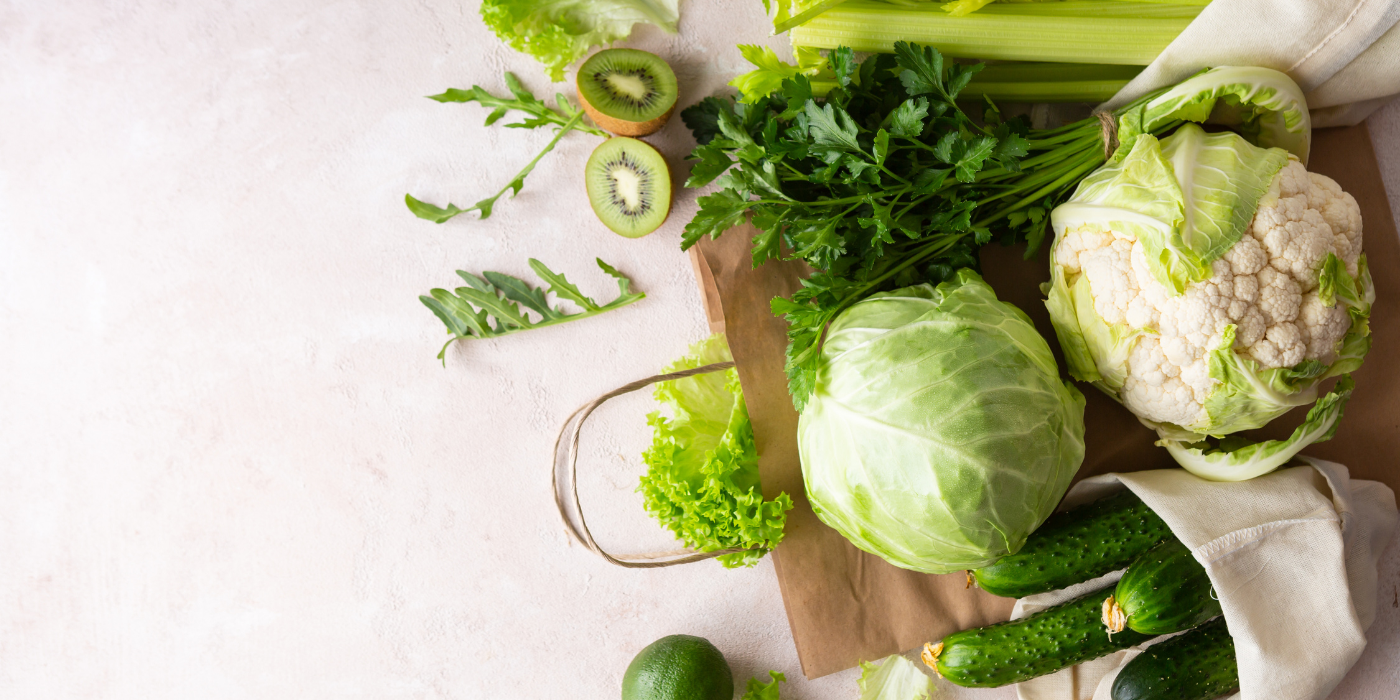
[585,137,671,238]
[577,49,677,137]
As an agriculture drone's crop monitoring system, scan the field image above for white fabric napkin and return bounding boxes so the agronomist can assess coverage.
[1013,458,1397,700]
[1104,0,1400,127]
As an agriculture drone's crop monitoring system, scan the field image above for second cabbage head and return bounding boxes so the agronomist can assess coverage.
[798,270,1086,574]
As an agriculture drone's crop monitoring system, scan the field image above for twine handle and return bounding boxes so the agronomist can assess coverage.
[1097,111,1120,160]
[551,361,746,568]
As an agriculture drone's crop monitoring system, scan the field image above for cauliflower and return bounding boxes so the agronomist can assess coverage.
[1047,124,1373,440]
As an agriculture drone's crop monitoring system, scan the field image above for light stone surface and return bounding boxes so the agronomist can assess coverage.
[0,2,1396,698]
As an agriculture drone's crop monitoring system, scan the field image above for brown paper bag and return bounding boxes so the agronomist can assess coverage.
[688,123,1400,679]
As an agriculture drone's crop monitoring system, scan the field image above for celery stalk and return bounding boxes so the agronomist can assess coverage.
[790,0,1200,64]
[961,63,1143,102]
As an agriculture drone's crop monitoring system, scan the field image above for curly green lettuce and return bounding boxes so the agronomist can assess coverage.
[639,333,793,568]
[480,0,680,82]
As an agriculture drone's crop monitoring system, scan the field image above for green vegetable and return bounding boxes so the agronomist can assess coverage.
[406,73,607,224]
[420,258,643,362]
[1104,538,1220,636]
[1116,64,1312,164]
[787,1,1201,65]
[858,654,936,700]
[1111,616,1238,700]
[681,42,1178,408]
[972,489,1174,599]
[480,0,679,82]
[1045,66,1370,470]
[941,0,1210,17]
[1164,375,1355,482]
[925,588,1151,687]
[729,49,1144,104]
[640,334,793,568]
[798,270,1085,573]
[741,671,785,700]
[621,634,733,700]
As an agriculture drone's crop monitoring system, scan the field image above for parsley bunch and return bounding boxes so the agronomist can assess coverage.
[680,42,1172,409]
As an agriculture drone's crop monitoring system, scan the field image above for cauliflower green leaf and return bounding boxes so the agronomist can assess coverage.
[480,0,679,82]
[639,334,793,568]
[1116,66,1311,164]
[1166,375,1354,482]
[858,654,937,700]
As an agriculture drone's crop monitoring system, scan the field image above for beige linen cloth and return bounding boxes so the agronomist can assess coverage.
[1104,0,1400,126]
[1011,458,1398,700]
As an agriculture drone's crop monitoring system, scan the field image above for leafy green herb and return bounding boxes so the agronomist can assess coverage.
[681,42,1176,409]
[480,0,679,82]
[406,73,607,224]
[421,258,644,362]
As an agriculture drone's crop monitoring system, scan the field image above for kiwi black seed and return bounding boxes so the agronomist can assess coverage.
[577,49,678,137]
[584,137,671,238]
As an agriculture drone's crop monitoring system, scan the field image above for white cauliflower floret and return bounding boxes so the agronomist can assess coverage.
[1053,158,1363,429]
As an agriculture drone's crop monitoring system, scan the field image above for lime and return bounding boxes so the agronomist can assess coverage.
[621,634,734,700]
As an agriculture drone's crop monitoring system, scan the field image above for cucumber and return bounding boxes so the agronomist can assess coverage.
[925,588,1151,688]
[1111,617,1238,700]
[1103,538,1220,636]
[973,490,1174,598]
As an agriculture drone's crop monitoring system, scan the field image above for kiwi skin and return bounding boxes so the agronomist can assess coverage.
[579,92,673,137]
[576,50,676,137]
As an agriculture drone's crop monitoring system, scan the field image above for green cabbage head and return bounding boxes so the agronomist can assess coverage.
[798,269,1086,573]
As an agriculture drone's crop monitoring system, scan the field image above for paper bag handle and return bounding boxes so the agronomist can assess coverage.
[551,361,752,568]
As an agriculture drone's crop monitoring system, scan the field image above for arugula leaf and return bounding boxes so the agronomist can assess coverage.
[407,74,606,224]
[422,258,644,362]
[479,0,679,82]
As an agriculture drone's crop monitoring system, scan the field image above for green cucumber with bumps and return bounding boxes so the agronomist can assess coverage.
[1103,538,1221,636]
[1111,616,1238,700]
[924,588,1152,688]
[972,490,1174,598]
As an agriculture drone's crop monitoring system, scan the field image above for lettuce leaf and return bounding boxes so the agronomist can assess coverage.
[858,654,937,700]
[639,334,793,567]
[480,0,679,82]
[1166,375,1354,482]
[741,671,786,700]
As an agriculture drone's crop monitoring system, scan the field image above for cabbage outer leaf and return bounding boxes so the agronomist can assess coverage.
[858,655,936,700]
[1116,66,1311,164]
[740,671,785,700]
[639,333,793,568]
[800,269,1085,573]
[1166,375,1354,481]
[480,0,679,82]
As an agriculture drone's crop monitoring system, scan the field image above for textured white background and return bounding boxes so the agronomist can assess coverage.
[1,1,1397,698]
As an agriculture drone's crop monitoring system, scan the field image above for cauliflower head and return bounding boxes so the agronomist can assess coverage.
[1047,124,1372,438]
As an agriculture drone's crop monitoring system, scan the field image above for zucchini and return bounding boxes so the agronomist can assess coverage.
[973,490,1174,598]
[1103,538,1220,636]
[1111,616,1238,700]
[924,588,1151,687]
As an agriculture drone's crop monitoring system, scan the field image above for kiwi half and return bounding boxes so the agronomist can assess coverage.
[585,137,671,238]
[577,49,678,137]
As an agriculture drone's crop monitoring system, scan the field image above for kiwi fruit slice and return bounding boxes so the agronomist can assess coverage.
[585,137,671,238]
[577,49,678,137]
